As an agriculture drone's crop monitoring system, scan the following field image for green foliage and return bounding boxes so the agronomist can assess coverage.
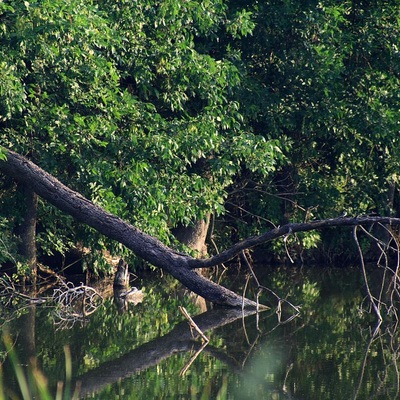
[0,0,288,270]
[0,218,17,265]
[1,0,400,269]
[206,0,400,259]
[0,147,7,161]
[240,0,400,219]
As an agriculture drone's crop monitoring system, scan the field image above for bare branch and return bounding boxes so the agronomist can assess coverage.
[189,216,400,269]
[353,226,383,322]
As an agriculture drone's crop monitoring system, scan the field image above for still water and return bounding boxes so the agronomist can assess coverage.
[1,265,399,399]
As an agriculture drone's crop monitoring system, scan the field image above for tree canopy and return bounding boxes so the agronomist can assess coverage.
[1,0,400,271]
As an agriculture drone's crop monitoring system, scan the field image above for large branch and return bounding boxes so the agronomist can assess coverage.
[2,148,400,307]
[0,149,259,308]
[189,215,400,269]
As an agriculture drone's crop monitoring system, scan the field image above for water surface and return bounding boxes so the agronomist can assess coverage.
[1,266,398,399]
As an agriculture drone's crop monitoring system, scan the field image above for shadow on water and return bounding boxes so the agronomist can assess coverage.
[1,265,400,399]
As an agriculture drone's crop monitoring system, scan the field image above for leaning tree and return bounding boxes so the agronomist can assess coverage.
[2,0,400,316]
[0,0,285,275]
[2,148,400,314]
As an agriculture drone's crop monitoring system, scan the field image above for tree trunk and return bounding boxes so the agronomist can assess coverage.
[173,215,211,310]
[173,214,210,257]
[15,183,38,282]
[0,149,260,309]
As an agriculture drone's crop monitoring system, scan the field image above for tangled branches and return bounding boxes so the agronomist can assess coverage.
[0,276,103,329]
[52,282,103,328]
[353,223,400,330]
[0,275,46,307]
[0,275,46,325]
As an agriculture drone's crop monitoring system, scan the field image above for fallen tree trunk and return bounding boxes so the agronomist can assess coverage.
[2,148,400,308]
[0,149,259,308]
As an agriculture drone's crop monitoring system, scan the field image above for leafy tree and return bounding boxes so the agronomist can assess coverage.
[2,0,400,272]
[0,0,285,273]
[217,0,400,257]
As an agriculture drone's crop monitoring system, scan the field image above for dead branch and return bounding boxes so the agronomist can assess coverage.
[0,277,103,327]
[179,306,209,343]
[189,216,400,269]
[353,226,383,322]
[240,251,301,320]
[179,341,209,377]
[52,282,103,322]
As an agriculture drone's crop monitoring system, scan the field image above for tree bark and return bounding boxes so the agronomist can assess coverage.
[2,148,400,308]
[15,183,38,282]
[172,214,210,257]
[0,149,259,308]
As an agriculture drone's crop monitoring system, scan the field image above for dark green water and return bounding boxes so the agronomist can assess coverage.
[1,266,399,399]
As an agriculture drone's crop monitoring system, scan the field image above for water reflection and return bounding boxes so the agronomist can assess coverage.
[1,266,400,399]
[76,307,258,397]
[236,344,286,399]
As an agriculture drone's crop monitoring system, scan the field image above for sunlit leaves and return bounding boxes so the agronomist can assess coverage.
[0,61,26,121]
[226,9,255,38]
[0,0,286,265]
[232,0,400,226]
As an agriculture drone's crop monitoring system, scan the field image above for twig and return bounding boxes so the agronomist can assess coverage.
[284,230,295,264]
[241,334,260,368]
[242,274,251,312]
[353,226,382,322]
[179,306,209,343]
[179,341,208,376]
[225,201,277,228]
[209,237,229,273]
[240,250,300,318]
[352,322,382,400]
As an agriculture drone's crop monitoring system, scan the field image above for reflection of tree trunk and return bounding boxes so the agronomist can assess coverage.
[17,304,37,366]
[73,308,256,397]
[15,183,38,282]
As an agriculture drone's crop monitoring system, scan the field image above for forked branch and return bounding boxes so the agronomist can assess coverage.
[2,148,400,309]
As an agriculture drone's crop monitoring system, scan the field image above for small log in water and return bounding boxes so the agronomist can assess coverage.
[113,259,129,288]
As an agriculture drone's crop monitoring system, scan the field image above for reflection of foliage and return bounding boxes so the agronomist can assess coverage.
[301,280,320,310]
[1,333,76,400]
[3,269,400,399]
[0,275,44,327]
[263,269,379,399]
